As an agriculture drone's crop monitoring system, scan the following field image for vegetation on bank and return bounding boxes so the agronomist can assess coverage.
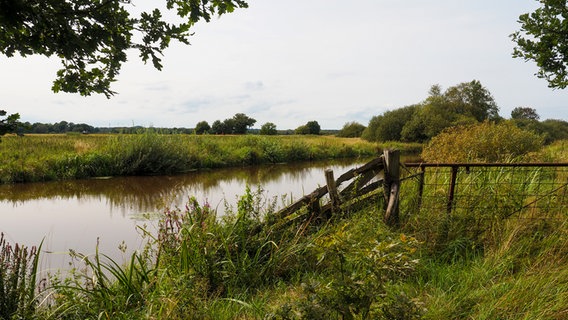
[361,80,568,145]
[0,134,380,183]
[1,140,566,319]
[421,121,545,163]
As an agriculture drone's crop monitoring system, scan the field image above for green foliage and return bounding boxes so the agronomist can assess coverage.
[274,212,422,319]
[362,105,418,142]
[541,119,568,142]
[260,122,277,135]
[513,118,568,144]
[0,134,377,183]
[363,80,500,143]
[194,121,211,135]
[209,113,256,134]
[421,121,544,162]
[0,110,22,137]
[0,0,248,97]
[337,122,366,138]
[442,80,500,121]
[511,0,568,89]
[295,121,321,135]
[45,245,155,319]
[511,106,540,120]
[105,131,195,175]
[0,233,41,320]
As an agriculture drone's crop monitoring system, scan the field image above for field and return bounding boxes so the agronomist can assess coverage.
[0,139,566,319]
[0,133,395,183]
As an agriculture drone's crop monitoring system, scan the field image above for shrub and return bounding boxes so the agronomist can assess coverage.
[421,121,544,162]
[337,122,366,138]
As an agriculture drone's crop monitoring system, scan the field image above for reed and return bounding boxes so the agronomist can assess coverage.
[0,233,42,320]
[0,133,378,183]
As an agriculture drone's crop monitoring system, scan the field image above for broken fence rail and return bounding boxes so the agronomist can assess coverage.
[275,155,387,219]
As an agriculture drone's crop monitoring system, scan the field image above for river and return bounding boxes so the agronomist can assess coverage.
[0,158,372,270]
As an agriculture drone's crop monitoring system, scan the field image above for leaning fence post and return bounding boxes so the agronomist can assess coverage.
[383,149,400,226]
[325,169,341,214]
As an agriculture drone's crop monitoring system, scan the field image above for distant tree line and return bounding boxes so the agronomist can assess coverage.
[360,80,568,144]
[1,113,334,137]
[194,113,257,135]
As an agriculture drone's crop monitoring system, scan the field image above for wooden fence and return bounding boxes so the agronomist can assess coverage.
[275,151,568,227]
[275,150,403,225]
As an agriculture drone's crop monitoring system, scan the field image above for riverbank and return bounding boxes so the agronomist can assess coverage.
[1,133,415,183]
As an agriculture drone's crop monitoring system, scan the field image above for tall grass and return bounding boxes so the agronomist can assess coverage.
[0,134,378,183]
[398,147,567,319]
[0,233,42,320]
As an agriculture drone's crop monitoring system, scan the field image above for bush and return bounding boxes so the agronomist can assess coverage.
[421,121,544,162]
[337,122,366,138]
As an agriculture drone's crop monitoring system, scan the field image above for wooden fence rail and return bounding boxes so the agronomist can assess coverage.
[275,154,568,228]
[275,150,402,225]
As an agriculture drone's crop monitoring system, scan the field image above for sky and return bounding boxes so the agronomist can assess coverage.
[1,0,567,130]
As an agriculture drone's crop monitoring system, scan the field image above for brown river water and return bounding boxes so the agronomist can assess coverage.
[0,158,371,270]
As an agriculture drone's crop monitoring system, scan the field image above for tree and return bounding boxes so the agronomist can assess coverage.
[0,110,22,136]
[295,121,320,135]
[511,107,540,120]
[194,121,211,135]
[53,121,69,133]
[443,80,500,122]
[511,0,568,89]
[541,119,568,142]
[0,0,248,97]
[210,120,224,134]
[306,121,321,135]
[362,105,417,142]
[363,81,500,143]
[231,113,256,134]
[260,122,277,135]
[337,122,366,138]
[294,125,309,135]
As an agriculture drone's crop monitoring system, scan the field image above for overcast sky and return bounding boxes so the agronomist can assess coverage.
[1,0,566,130]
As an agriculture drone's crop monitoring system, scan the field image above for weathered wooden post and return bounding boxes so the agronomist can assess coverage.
[325,169,341,214]
[383,149,400,226]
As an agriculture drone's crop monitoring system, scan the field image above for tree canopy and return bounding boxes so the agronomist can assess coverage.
[511,0,568,89]
[511,107,540,120]
[0,0,248,97]
[259,122,277,135]
[209,113,255,134]
[362,80,500,143]
[194,121,211,135]
[337,122,366,138]
[0,110,22,136]
[295,121,321,135]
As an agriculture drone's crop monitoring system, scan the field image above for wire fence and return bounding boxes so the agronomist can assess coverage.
[402,163,568,222]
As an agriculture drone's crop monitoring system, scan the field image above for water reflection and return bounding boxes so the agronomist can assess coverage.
[0,158,369,215]
[0,158,371,268]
